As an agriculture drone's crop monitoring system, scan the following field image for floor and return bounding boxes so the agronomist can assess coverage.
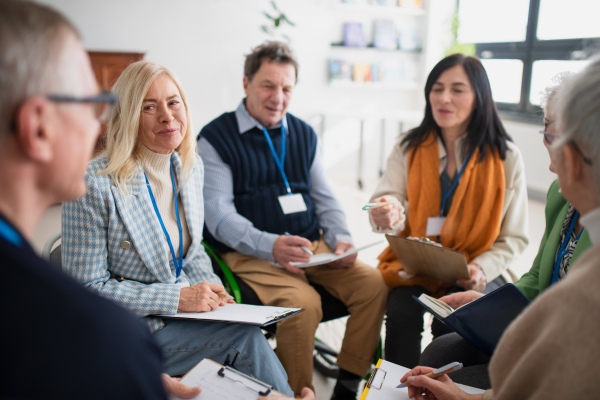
[31,172,546,400]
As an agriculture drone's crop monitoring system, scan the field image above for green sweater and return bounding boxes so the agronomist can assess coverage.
[515,179,592,300]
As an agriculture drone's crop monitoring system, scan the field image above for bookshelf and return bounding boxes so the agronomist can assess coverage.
[327,0,427,91]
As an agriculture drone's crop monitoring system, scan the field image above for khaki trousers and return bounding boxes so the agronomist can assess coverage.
[222,238,389,396]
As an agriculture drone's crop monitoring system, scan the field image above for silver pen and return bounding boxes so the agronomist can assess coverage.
[284,232,313,256]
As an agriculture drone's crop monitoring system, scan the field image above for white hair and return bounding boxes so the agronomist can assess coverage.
[555,57,600,194]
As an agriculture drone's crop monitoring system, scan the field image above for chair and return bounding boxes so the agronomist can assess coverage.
[42,230,62,267]
[202,240,381,379]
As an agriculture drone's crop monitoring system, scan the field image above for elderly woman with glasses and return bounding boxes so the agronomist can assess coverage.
[399,58,600,400]
[415,72,594,390]
[61,60,292,396]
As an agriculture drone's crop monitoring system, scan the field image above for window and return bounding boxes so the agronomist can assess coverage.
[458,0,600,118]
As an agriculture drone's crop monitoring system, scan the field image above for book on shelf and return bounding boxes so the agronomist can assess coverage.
[372,19,397,50]
[398,25,421,51]
[399,0,423,6]
[413,284,531,355]
[328,58,352,83]
[352,63,372,82]
[343,22,367,47]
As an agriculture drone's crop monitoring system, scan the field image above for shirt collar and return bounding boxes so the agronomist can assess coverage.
[235,99,288,135]
[580,207,600,246]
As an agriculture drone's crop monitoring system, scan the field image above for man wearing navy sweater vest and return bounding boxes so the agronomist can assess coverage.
[199,41,388,399]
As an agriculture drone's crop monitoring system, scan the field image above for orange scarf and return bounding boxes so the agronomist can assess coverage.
[378,132,505,297]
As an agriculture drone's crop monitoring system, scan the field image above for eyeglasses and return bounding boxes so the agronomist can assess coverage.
[539,129,558,145]
[569,140,593,165]
[47,91,116,122]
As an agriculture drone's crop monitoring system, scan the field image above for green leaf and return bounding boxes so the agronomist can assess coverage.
[274,17,281,27]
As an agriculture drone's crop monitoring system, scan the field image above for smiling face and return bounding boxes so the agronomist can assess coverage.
[429,64,477,139]
[138,75,186,154]
[543,112,560,173]
[243,60,295,128]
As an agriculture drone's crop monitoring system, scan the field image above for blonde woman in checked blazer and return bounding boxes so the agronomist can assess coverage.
[61,61,291,395]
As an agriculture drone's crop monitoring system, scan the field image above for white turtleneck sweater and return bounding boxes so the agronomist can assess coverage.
[138,145,191,268]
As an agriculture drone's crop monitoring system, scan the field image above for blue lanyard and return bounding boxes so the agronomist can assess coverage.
[144,156,183,279]
[440,149,474,216]
[0,215,23,247]
[551,211,584,285]
[262,123,292,195]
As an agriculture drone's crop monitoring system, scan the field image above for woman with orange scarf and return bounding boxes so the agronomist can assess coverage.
[369,54,530,367]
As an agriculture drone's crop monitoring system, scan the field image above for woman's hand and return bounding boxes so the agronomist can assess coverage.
[161,374,201,398]
[369,195,405,229]
[178,282,233,312]
[438,290,484,309]
[456,264,486,291]
[400,367,479,400]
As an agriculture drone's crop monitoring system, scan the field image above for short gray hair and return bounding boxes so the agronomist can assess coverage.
[244,41,299,83]
[0,0,80,140]
[555,57,600,192]
[540,72,572,118]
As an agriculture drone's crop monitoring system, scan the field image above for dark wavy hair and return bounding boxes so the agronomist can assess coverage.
[401,54,512,161]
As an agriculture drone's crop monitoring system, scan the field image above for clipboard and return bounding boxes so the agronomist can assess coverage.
[385,235,470,286]
[359,359,484,400]
[157,303,304,328]
[169,358,291,400]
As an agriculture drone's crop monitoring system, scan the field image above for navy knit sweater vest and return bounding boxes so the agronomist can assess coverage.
[200,111,320,254]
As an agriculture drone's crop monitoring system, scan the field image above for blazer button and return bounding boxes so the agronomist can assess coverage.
[120,240,132,249]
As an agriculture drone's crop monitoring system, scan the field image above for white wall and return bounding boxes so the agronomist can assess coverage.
[39,0,552,195]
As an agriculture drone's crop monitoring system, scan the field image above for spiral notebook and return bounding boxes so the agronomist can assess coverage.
[157,304,303,328]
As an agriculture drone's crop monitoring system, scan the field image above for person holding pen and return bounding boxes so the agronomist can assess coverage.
[418,73,592,390]
[400,57,600,400]
[368,54,529,368]
[199,41,388,398]
[61,60,292,395]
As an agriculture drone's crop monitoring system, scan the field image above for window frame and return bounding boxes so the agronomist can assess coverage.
[464,0,600,120]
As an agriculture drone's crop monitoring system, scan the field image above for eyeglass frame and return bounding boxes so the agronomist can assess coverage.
[46,91,116,122]
[539,128,593,166]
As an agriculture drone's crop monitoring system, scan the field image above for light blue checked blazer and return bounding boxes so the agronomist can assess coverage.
[62,152,221,333]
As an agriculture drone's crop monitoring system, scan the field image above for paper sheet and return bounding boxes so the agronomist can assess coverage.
[169,359,290,400]
[275,240,384,268]
[362,360,484,400]
[157,303,302,327]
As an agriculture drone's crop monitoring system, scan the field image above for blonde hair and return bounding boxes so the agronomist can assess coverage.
[99,61,196,192]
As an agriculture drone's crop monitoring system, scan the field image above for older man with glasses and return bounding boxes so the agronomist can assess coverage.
[0,1,201,399]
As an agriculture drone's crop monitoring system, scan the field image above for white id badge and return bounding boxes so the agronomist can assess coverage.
[278,193,307,214]
[426,216,446,236]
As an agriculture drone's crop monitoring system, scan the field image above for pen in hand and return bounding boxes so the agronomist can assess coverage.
[284,232,313,256]
[362,202,393,210]
[397,362,463,388]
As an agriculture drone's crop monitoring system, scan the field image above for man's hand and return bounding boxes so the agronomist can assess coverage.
[438,290,484,310]
[456,264,486,292]
[260,387,316,400]
[178,282,234,312]
[161,374,201,398]
[400,367,481,400]
[273,234,312,275]
[328,241,356,269]
[369,195,405,229]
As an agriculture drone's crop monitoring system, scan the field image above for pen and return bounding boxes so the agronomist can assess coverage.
[362,202,393,210]
[284,232,313,256]
[397,362,463,388]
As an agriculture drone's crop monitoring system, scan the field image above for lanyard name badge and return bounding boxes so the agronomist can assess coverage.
[551,211,585,285]
[262,123,307,215]
[144,155,184,283]
[0,216,23,248]
[426,149,474,237]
